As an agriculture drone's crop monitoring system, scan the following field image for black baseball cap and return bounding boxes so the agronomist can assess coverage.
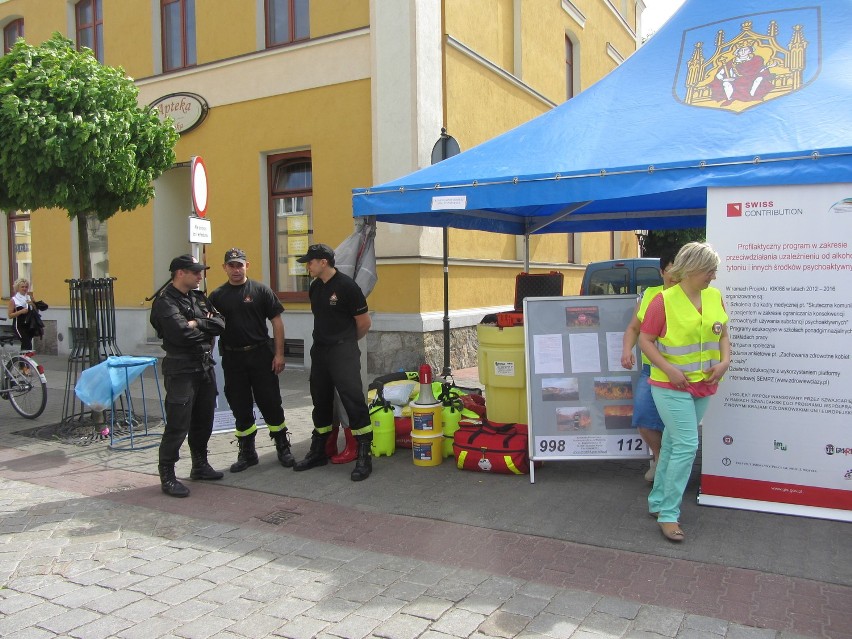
[296,243,335,263]
[224,248,247,264]
[169,254,209,273]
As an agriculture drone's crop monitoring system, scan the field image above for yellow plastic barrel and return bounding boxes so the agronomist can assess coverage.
[476,324,527,424]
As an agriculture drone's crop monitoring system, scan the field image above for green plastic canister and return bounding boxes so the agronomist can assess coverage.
[441,398,463,458]
[370,398,396,457]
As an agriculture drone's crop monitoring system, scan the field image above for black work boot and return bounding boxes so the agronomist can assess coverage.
[159,464,190,498]
[189,449,224,480]
[293,431,330,471]
[350,436,373,482]
[270,429,296,468]
[230,433,259,473]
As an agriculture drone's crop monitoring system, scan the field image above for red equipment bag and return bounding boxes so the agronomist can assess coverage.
[453,420,529,475]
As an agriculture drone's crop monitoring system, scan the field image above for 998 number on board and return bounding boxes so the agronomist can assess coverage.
[538,438,567,454]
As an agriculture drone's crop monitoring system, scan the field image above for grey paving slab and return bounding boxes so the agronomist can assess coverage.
[0,355,845,639]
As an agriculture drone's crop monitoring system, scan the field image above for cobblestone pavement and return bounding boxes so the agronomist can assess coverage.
[0,355,848,638]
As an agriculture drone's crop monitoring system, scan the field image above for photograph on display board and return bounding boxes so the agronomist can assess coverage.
[603,405,634,430]
[555,407,591,432]
[565,306,600,328]
[593,376,634,401]
[541,377,579,401]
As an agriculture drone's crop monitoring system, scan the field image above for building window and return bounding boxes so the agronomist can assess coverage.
[6,212,31,292]
[162,0,196,71]
[76,0,104,63]
[268,153,313,298]
[266,0,309,48]
[3,19,24,54]
[565,36,575,100]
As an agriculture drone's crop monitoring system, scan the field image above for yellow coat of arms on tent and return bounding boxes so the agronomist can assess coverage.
[677,12,815,114]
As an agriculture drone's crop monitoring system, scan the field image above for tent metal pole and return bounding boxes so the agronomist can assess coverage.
[524,233,530,272]
[442,227,451,377]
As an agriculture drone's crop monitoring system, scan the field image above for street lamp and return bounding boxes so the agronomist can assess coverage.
[431,128,461,378]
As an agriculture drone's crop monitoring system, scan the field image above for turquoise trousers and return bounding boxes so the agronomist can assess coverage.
[648,386,710,523]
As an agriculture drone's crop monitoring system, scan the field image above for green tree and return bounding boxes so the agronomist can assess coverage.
[0,33,178,366]
[643,227,706,257]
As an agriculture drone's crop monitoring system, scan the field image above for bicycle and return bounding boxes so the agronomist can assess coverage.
[0,326,48,418]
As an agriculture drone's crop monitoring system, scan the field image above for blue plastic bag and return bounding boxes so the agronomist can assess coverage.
[75,356,158,410]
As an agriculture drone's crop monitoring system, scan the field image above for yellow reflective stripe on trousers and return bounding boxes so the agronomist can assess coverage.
[235,424,258,437]
[267,423,286,433]
[315,425,333,435]
[351,424,373,436]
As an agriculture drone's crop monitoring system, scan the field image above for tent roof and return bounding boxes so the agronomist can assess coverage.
[353,0,852,234]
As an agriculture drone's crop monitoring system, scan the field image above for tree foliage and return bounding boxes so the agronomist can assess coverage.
[0,33,178,221]
[644,227,706,257]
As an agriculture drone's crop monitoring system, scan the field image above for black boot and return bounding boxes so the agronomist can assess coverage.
[293,430,329,471]
[350,436,373,482]
[230,433,259,473]
[159,464,190,498]
[189,449,224,480]
[270,429,296,468]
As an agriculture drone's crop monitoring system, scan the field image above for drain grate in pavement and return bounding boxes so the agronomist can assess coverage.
[258,510,300,525]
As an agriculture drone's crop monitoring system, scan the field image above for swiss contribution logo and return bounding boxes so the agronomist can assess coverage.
[673,7,820,114]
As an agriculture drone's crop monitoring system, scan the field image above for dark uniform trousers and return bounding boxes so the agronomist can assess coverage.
[223,343,285,432]
[309,339,370,432]
[159,361,218,466]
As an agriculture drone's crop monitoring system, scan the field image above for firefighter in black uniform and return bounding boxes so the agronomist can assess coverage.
[293,243,374,481]
[150,254,225,498]
[209,248,294,472]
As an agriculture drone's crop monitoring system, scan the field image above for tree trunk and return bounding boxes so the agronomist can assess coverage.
[76,213,100,367]
[77,213,106,423]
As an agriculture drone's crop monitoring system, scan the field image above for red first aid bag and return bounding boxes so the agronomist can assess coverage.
[452,420,529,475]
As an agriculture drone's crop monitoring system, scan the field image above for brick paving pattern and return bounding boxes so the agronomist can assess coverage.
[0,354,849,638]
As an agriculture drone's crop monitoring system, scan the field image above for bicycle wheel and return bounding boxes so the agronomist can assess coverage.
[7,356,47,419]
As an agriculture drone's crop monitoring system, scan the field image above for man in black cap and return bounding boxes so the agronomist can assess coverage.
[209,248,294,472]
[293,243,374,481]
[150,254,225,497]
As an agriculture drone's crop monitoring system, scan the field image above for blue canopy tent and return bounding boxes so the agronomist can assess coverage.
[353,0,852,237]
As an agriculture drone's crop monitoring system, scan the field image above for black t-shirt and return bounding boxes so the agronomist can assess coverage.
[309,270,368,345]
[209,279,284,348]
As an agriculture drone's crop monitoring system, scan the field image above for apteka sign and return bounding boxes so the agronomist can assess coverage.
[150,92,209,134]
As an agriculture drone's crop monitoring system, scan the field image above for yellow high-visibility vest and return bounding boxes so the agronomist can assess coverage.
[637,285,663,366]
[650,285,727,384]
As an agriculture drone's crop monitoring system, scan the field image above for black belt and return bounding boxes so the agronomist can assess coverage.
[222,342,265,352]
[165,351,211,360]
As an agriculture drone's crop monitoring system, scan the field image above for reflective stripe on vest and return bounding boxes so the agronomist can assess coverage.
[637,285,663,366]
[650,285,727,384]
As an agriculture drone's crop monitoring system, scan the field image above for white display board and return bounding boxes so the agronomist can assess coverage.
[703,183,852,521]
[524,295,649,483]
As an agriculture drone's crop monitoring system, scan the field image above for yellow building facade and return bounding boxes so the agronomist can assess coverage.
[0,0,647,372]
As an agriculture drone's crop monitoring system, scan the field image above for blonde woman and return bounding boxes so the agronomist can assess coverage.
[8,278,36,352]
[639,243,730,542]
